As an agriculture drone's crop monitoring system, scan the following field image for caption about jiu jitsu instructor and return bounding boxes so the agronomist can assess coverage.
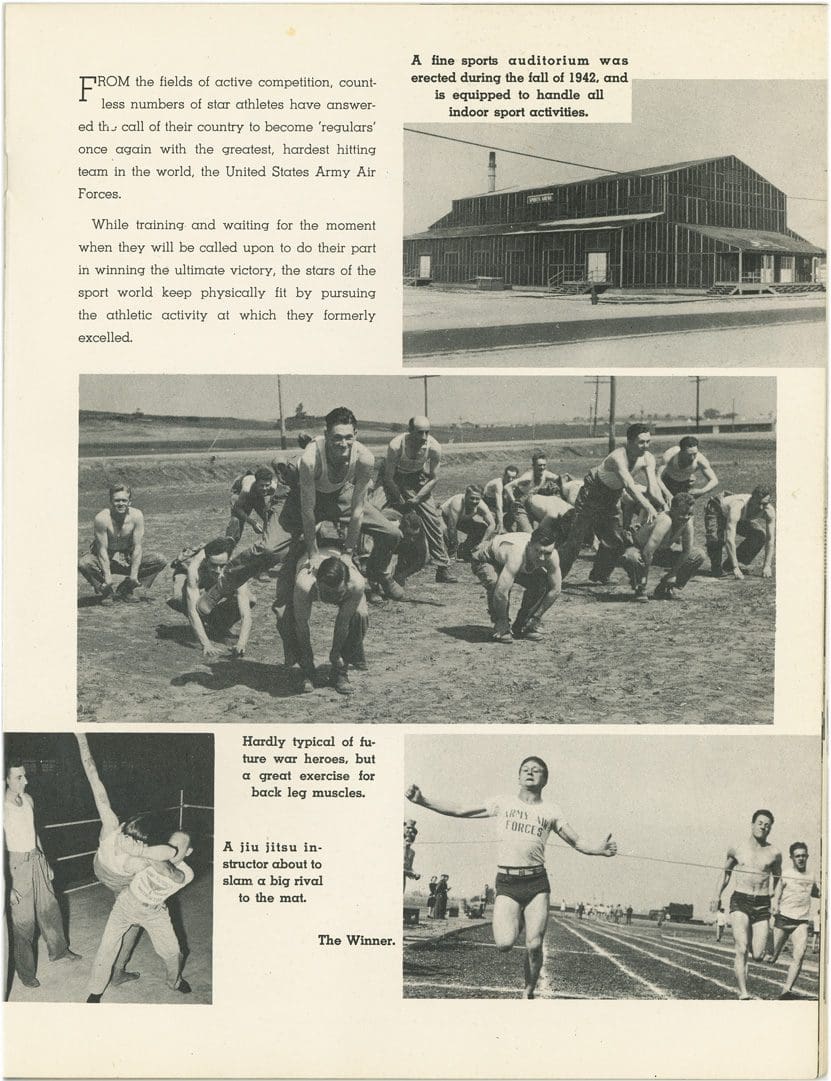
[75,71,380,344]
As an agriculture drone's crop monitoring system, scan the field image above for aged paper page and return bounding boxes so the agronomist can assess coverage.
[3,4,826,1078]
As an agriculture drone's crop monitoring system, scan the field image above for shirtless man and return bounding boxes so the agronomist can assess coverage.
[521,493,576,549]
[4,759,81,990]
[470,521,561,643]
[383,416,457,583]
[78,484,167,603]
[483,466,519,533]
[222,407,402,600]
[87,830,195,1002]
[441,485,496,561]
[704,486,775,579]
[406,757,617,998]
[659,437,720,500]
[717,809,782,999]
[226,466,277,549]
[558,424,667,581]
[284,550,369,696]
[504,450,564,534]
[769,842,820,999]
[169,537,254,658]
[592,493,706,601]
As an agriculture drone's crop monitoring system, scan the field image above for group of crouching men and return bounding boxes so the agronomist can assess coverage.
[79,409,775,691]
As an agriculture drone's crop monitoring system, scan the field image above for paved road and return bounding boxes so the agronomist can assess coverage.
[404,917,821,1000]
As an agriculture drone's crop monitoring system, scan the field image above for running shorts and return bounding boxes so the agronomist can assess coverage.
[774,914,810,933]
[495,867,550,908]
[729,891,771,924]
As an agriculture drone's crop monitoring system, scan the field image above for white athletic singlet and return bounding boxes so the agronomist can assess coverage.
[3,794,36,852]
[306,436,360,494]
[779,868,819,921]
[485,793,565,867]
[130,861,194,907]
[388,433,440,476]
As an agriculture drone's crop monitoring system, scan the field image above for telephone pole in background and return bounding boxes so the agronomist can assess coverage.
[608,376,617,451]
[408,375,440,416]
[688,376,707,431]
[277,375,287,450]
[584,376,602,436]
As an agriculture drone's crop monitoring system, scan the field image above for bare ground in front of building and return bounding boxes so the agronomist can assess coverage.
[77,438,775,725]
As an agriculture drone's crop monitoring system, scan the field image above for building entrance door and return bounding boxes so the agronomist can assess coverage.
[586,251,608,282]
[760,255,774,284]
[418,255,431,279]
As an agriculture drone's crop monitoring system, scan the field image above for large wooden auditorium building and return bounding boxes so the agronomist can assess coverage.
[404,155,825,291]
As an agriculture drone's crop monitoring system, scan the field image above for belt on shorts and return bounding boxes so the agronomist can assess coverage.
[497,865,546,878]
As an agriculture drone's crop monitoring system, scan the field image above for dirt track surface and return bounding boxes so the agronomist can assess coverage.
[403,917,819,1000]
[77,438,775,725]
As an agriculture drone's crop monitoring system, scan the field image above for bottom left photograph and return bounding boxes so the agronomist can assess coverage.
[3,731,214,1004]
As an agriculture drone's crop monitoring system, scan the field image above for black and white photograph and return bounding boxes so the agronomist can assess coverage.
[403,733,821,1001]
[79,373,777,725]
[4,732,213,1003]
[403,81,826,366]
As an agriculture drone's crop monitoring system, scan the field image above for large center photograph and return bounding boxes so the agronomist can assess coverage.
[77,373,776,724]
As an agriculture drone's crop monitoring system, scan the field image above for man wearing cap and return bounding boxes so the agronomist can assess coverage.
[704,486,775,579]
[383,416,457,583]
[441,485,496,561]
[470,521,562,643]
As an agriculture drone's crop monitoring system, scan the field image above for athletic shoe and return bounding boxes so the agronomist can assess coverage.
[633,587,649,603]
[435,567,458,584]
[174,978,192,994]
[653,583,679,601]
[521,629,544,642]
[331,669,354,695]
[301,678,315,694]
[491,631,514,645]
[379,575,405,601]
[99,585,115,606]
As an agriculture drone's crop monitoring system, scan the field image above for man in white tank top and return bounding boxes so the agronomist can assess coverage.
[4,760,81,988]
[383,416,457,583]
[406,756,617,998]
[769,842,820,999]
[87,830,195,1002]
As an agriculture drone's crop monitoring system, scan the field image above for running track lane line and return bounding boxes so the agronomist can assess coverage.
[404,980,610,999]
[663,932,820,980]
[553,918,669,999]
[612,929,819,991]
[571,921,738,995]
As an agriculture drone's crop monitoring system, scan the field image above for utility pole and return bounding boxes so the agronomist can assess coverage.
[731,396,736,431]
[688,376,707,431]
[608,376,617,451]
[531,412,536,441]
[584,376,602,437]
[277,375,287,450]
[408,374,440,416]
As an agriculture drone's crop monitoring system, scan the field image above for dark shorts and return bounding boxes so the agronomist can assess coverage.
[774,914,810,933]
[664,475,693,495]
[495,867,550,909]
[730,892,771,924]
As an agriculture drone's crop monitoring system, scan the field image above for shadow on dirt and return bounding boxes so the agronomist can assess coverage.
[437,625,495,643]
[171,660,300,698]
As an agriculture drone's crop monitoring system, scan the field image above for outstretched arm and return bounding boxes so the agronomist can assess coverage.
[556,821,617,857]
[717,849,738,903]
[405,783,490,819]
[75,733,120,833]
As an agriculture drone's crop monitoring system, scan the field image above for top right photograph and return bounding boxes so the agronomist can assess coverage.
[402,80,826,368]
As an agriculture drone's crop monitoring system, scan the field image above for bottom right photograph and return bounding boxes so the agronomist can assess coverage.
[403,734,822,1001]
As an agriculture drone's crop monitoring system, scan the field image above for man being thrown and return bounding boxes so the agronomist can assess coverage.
[75,733,179,988]
[383,416,457,583]
[221,407,402,600]
[470,520,561,643]
[440,484,496,562]
[704,486,775,579]
[592,492,706,602]
[717,809,782,1000]
[87,830,195,1002]
[4,760,82,990]
[768,842,820,999]
[406,757,617,999]
[283,550,369,696]
[78,484,167,604]
[558,424,666,582]
[169,536,254,659]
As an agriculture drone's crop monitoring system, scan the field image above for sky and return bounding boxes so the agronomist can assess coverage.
[80,374,776,427]
[403,80,827,246]
[404,735,821,918]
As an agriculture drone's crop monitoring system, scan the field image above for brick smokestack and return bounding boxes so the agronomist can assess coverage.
[487,151,496,193]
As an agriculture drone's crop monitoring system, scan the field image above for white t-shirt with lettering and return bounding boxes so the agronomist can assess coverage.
[485,793,565,867]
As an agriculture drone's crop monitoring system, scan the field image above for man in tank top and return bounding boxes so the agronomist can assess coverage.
[769,842,820,999]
